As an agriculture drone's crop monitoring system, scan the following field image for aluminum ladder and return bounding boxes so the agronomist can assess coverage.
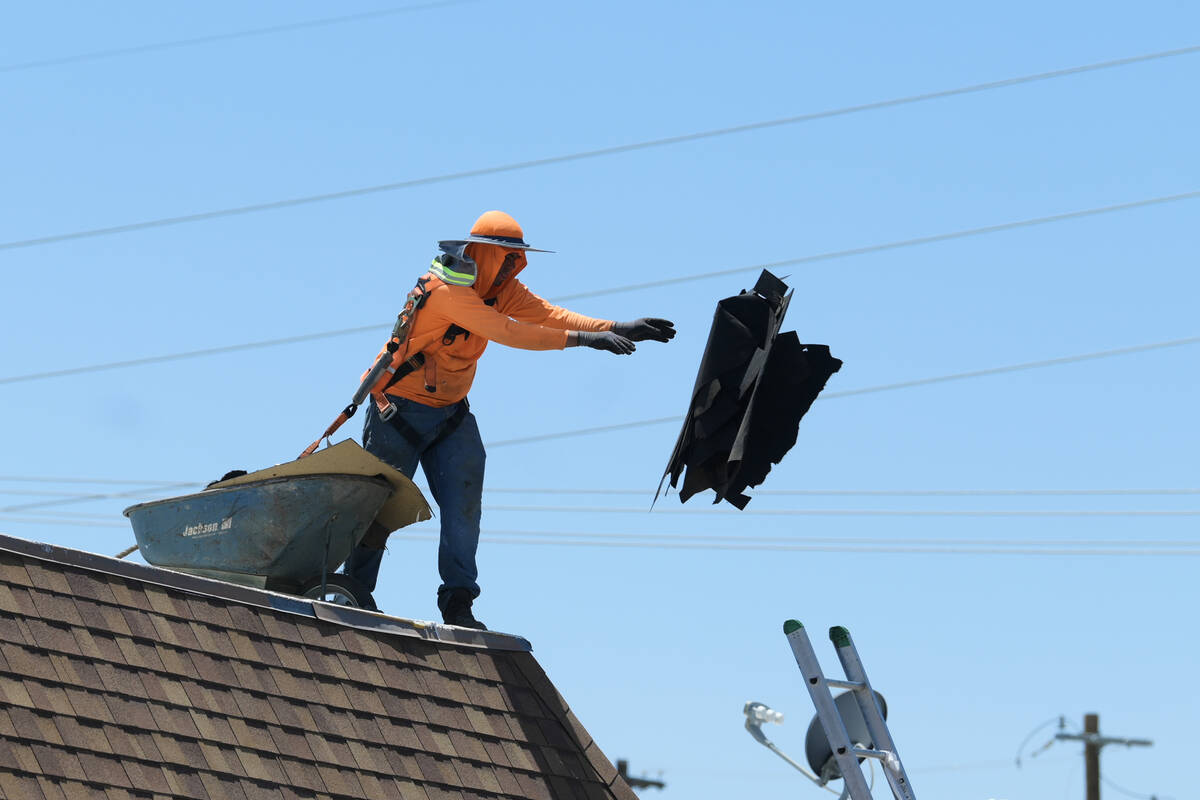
[784,620,916,800]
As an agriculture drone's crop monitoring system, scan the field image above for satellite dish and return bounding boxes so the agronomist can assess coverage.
[804,690,888,780]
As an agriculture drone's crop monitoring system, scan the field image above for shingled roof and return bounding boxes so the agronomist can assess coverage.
[0,533,638,800]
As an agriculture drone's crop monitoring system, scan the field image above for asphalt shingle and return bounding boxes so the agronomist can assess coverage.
[0,535,637,799]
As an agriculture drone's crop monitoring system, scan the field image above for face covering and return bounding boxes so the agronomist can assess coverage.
[492,251,523,290]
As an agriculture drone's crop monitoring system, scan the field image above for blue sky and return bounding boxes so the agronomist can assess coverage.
[2,2,1198,798]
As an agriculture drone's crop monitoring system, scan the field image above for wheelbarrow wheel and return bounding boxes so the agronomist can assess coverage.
[300,574,377,610]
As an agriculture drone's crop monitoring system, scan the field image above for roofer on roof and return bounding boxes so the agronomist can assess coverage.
[343,210,675,629]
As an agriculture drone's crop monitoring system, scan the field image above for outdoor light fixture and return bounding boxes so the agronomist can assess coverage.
[742,701,825,784]
[743,697,883,798]
[744,701,785,734]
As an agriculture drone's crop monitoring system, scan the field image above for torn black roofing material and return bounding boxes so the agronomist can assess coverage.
[660,270,843,509]
[0,532,639,800]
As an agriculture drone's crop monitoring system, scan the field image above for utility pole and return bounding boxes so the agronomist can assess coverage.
[616,759,666,791]
[1055,713,1152,800]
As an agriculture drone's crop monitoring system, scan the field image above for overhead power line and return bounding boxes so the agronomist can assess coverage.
[1,332,1196,514]
[4,474,1195,497]
[7,514,1196,548]
[0,475,199,486]
[448,534,1200,554]
[820,335,1200,399]
[7,510,1191,549]
[0,0,476,74]
[482,504,1200,517]
[485,334,1200,447]
[0,490,114,498]
[0,326,378,385]
[482,487,1200,497]
[0,511,129,522]
[405,526,1193,550]
[3,190,1198,386]
[9,507,1200,529]
[552,190,1200,303]
[2,334,1196,503]
[2,45,1197,253]
[0,516,128,529]
[4,516,1197,555]
[0,484,197,513]
[484,527,1199,548]
[1100,776,1173,800]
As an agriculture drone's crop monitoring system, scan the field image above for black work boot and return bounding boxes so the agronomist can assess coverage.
[437,588,487,630]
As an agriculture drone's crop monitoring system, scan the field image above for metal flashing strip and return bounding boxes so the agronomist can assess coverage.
[311,603,532,652]
[0,532,532,652]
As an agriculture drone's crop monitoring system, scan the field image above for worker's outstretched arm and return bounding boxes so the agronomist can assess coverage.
[499,279,614,331]
[564,317,677,353]
[566,318,677,354]
[427,285,573,350]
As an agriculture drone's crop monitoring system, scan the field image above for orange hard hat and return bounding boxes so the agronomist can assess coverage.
[458,210,553,252]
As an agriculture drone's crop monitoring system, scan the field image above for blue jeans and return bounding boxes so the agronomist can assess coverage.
[345,396,485,598]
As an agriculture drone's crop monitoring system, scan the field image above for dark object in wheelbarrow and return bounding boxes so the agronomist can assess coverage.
[124,473,391,607]
[206,469,247,488]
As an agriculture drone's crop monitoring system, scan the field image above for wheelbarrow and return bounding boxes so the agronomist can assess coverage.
[123,440,432,608]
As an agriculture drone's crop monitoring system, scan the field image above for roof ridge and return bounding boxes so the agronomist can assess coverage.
[1,587,521,709]
[0,533,531,652]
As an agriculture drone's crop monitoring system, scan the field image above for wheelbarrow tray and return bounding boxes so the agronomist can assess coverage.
[124,473,392,590]
[207,439,431,533]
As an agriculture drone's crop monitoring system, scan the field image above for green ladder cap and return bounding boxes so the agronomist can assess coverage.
[829,626,851,647]
[783,620,804,634]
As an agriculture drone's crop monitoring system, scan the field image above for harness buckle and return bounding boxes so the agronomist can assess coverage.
[379,401,397,421]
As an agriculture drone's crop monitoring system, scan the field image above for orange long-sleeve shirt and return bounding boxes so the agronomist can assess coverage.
[381,275,613,407]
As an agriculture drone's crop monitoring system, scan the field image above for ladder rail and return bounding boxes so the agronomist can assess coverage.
[783,620,919,800]
[784,621,876,799]
[829,626,917,800]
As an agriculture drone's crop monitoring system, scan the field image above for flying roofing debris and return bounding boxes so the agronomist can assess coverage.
[660,270,842,509]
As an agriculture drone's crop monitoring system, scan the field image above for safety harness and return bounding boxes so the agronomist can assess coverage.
[301,242,505,459]
[300,273,441,458]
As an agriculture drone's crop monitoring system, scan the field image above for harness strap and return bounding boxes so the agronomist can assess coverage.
[382,399,470,450]
[300,403,357,458]
[372,353,426,417]
[303,275,438,458]
[443,323,469,345]
[302,271,462,458]
[423,358,437,393]
[379,353,426,395]
[382,409,425,449]
[429,400,469,448]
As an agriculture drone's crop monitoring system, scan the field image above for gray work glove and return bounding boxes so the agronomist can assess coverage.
[611,317,676,343]
[571,330,636,354]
